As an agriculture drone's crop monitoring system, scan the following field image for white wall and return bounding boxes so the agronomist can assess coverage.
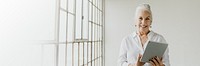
[0,0,55,66]
[105,0,200,66]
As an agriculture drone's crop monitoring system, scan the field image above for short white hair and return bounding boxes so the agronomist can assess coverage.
[135,4,152,22]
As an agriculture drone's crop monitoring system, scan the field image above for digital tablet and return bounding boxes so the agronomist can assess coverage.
[141,41,168,62]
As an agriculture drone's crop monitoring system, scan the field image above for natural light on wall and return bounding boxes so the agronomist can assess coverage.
[0,0,105,66]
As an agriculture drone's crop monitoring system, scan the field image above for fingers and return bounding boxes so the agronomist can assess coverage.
[149,56,164,66]
[152,57,159,65]
[149,60,155,66]
[161,57,163,61]
[137,54,142,62]
[136,54,145,65]
[155,56,161,64]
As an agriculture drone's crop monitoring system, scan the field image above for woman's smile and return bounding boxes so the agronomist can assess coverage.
[140,25,148,28]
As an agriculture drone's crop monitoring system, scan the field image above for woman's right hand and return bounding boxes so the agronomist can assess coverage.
[129,54,145,66]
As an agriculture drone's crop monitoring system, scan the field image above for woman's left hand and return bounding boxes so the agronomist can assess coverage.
[149,56,165,66]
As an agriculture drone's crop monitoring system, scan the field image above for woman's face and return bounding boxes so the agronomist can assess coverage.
[136,10,152,33]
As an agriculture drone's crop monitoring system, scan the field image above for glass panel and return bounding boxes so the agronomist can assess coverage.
[74,43,78,66]
[98,42,101,57]
[87,42,91,63]
[97,26,99,42]
[92,24,95,41]
[82,0,89,39]
[89,3,92,21]
[95,43,97,58]
[60,0,67,10]
[84,42,88,65]
[97,11,99,26]
[88,62,91,66]
[58,44,66,66]
[59,11,67,42]
[95,25,98,41]
[79,43,83,65]
[68,0,75,13]
[99,57,103,66]
[93,6,96,24]
[92,60,95,66]
[97,0,99,9]
[67,14,74,42]
[95,8,97,24]
[96,43,98,58]
[88,22,92,41]
[42,45,55,66]
[100,27,102,40]
[92,43,95,62]
[99,12,102,26]
[93,0,96,6]
[75,0,83,39]
[95,57,98,66]
[99,0,102,10]
[99,28,101,40]
[67,44,72,66]
[89,0,92,2]
[100,42,102,56]
[33,14,55,40]
[95,8,98,24]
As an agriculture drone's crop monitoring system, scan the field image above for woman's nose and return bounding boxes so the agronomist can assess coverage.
[141,20,147,25]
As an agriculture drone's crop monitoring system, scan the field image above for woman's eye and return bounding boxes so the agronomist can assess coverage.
[145,18,150,20]
[139,17,143,20]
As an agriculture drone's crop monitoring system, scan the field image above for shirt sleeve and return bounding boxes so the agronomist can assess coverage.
[118,38,130,66]
[160,36,170,66]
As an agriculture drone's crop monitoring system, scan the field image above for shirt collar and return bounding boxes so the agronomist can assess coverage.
[147,31,154,40]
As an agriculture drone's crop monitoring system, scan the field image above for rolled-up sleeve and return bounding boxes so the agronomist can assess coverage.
[118,38,129,66]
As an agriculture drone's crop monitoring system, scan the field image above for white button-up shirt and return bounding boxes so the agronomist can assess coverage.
[118,31,170,66]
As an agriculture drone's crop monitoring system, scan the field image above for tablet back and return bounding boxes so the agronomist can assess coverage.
[141,41,168,62]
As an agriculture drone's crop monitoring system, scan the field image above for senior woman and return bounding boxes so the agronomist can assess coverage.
[118,4,170,66]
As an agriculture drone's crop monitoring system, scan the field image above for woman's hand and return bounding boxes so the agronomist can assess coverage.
[129,54,145,66]
[135,54,145,66]
[149,56,165,66]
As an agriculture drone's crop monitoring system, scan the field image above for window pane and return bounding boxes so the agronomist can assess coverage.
[58,44,66,66]
[60,0,67,10]
[99,0,102,10]
[93,6,96,24]
[82,0,89,39]
[87,42,91,62]
[92,43,95,61]
[79,43,83,65]
[96,26,98,41]
[84,42,88,65]
[75,0,83,39]
[88,22,92,41]
[99,27,102,40]
[68,0,75,13]
[92,23,95,41]
[74,43,78,66]
[67,44,72,66]
[59,11,67,42]
[42,45,55,66]
[67,14,74,42]
[99,12,102,26]
[89,3,92,21]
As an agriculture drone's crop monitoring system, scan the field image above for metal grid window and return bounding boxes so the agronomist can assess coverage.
[41,0,105,66]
